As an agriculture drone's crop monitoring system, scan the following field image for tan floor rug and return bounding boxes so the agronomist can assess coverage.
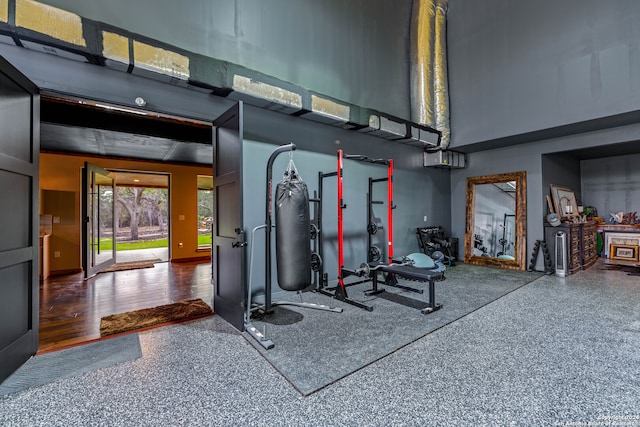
[100,298,213,337]
[99,259,161,273]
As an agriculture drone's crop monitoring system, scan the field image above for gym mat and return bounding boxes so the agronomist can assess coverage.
[245,264,543,395]
[0,333,142,396]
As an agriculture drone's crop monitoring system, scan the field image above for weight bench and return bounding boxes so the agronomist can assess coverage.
[364,262,444,314]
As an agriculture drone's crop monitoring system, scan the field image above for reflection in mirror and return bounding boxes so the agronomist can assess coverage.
[465,172,526,270]
[473,182,516,258]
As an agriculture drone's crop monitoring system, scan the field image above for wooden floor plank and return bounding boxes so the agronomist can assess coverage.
[38,260,213,352]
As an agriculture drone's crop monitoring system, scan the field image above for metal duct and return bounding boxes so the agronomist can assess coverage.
[410,0,436,126]
[410,0,450,149]
[300,94,351,127]
[434,0,450,148]
[228,74,302,114]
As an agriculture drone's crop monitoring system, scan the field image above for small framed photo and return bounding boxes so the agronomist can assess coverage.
[610,244,639,262]
[550,184,579,219]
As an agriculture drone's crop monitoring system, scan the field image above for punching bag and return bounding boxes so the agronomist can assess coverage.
[275,170,311,291]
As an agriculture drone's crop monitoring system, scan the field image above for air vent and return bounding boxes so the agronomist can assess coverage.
[424,150,466,169]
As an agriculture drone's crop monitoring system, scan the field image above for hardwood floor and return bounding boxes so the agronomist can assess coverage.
[38,260,213,353]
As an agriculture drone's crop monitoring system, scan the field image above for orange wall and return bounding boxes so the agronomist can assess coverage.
[40,152,212,273]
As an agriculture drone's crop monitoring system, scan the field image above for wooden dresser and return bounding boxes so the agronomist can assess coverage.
[545,221,598,275]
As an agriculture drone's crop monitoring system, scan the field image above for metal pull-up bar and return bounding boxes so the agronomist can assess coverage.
[337,149,394,293]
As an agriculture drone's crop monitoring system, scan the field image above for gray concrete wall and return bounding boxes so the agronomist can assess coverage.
[447,0,640,149]
[542,154,582,214]
[39,0,413,120]
[581,153,640,218]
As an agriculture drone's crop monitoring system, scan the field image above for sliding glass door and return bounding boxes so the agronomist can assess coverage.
[82,162,116,277]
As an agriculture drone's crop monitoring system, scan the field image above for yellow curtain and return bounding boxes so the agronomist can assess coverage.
[411,0,450,147]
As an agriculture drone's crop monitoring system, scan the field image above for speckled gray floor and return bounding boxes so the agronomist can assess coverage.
[0,333,141,396]
[1,262,639,426]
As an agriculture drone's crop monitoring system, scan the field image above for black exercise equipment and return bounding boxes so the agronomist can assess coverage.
[367,221,379,235]
[245,144,342,350]
[416,226,457,266]
[364,174,425,296]
[275,163,311,291]
[496,213,515,257]
[309,223,318,240]
[364,261,443,314]
[310,252,322,272]
[528,239,553,274]
[368,246,382,263]
[367,176,387,262]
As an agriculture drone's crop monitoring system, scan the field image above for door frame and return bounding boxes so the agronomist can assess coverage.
[82,162,116,278]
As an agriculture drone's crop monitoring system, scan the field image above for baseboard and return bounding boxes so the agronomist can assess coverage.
[171,255,211,263]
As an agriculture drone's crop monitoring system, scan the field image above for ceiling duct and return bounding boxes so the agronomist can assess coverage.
[358,113,442,149]
[361,114,408,140]
[3,11,450,154]
[394,125,441,149]
[228,74,302,114]
[299,94,351,127]
[130,40,190,87]
[418,127,441,148]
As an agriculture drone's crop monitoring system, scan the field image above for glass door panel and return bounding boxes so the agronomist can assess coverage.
[83,163,116,277]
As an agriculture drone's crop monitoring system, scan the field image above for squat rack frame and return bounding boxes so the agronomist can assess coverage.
[316,150,393,311]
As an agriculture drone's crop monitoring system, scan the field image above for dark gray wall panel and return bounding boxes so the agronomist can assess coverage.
[39,0,413,119]
[448,0,640,148]
[0,263,30,345]
[542,154,582,212]
[581,153,640,216]
[0,80,32,163]
[0,170,30,252]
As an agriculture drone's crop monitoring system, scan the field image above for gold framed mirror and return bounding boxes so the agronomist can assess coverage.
[464,171,526,270]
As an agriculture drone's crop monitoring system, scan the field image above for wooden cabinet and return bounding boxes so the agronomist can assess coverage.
[39,234,50,280]
[545,221,598,275]
[582,222,598,269]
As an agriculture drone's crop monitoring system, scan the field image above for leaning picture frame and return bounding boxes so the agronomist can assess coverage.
[550,184,579,219]
[610,244,639,262]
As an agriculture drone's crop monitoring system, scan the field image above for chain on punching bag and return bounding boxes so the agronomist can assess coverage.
[275,157,311,291]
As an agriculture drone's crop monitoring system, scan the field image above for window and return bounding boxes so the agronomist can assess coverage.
[197,175,213,248]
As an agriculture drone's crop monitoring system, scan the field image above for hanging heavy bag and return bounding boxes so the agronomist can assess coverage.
[275,164,311,291]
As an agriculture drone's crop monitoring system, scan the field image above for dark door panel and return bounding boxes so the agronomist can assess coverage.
[212,102,245,331]
[0,55,40,383]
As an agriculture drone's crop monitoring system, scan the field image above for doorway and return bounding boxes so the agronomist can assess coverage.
[38,94,214,352]
[82,166,170,277]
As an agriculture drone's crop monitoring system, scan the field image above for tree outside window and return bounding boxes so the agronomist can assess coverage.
[197,175,213,248]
